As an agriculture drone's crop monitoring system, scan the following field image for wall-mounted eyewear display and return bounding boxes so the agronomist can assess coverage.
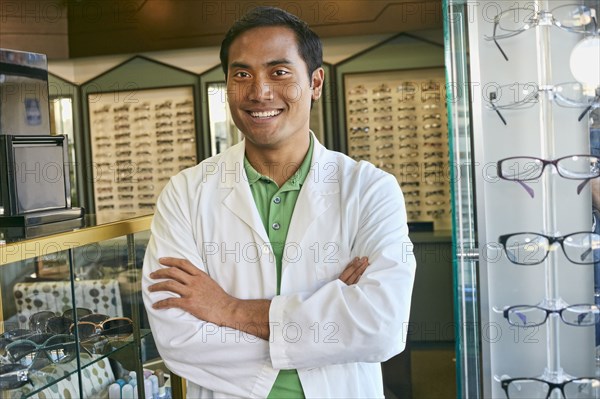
[344,68,450,230]
[88,86,198,223]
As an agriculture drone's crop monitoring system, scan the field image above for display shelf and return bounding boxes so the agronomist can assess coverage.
[0,216,179,399]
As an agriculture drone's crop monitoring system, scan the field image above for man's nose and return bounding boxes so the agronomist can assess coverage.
[247,81,273,102]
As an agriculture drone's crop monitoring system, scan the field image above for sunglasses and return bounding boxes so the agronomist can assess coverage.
[0,363,30,390]
[70,315,133,340]
[5,333,78,369]
[29,308,94,334]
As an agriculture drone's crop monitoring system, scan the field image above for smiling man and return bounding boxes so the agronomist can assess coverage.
[142,6,416,399]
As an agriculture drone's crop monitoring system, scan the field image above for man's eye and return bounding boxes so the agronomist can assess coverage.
[274,70,289,76]
[234,71,250,78]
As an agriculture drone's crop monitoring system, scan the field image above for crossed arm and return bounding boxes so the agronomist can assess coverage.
[147,256,370,340]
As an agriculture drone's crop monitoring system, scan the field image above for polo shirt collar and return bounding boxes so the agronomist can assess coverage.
[243,135,314,189]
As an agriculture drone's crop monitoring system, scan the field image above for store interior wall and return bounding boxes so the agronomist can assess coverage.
[0,0,443,59]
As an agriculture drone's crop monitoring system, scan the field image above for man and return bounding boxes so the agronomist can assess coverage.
[142,6,416,398]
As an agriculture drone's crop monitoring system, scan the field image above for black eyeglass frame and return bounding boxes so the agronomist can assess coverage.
[503,303,599,327]
[498,231,600,265]
[501,376,600,399]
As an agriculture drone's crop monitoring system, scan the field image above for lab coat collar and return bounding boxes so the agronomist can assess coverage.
[219,132,340,245]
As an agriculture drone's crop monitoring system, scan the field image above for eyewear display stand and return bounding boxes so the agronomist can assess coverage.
[534,0,565,387]
[446,0,598,397]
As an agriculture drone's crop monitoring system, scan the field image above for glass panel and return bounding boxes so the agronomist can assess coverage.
[444,0,481,397]
[207,82,243,155]
[49,97,78,207]
[1,253,83,398]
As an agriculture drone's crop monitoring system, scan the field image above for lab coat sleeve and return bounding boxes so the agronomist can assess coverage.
[141,176,274,398]
[269,170,417,370]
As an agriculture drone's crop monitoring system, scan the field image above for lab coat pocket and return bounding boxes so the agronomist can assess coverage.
[313,242,345,282]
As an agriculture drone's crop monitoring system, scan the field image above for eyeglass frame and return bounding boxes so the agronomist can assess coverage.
[485,4,598,61]
[503,303,599,327]
[487,83,600,124]
[498,231,600,265]
[497,155,600,198]
[0,363,31,390]
[501,376,600,399]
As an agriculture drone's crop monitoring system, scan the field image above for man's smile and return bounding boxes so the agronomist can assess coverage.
[247,109,283,118]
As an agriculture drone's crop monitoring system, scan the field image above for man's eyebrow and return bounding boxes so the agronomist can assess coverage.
[229,59,292,70]
[230,61,250,70]
[265,58,292,67]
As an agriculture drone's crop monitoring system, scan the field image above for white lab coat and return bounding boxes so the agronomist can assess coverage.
[142,136,416,398]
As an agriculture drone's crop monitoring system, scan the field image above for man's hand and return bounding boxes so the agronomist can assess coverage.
[148,257,236,325]
[148,257,271,339]
[339,256,369,285]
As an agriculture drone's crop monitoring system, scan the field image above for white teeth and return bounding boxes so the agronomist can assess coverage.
[250,110,281,118]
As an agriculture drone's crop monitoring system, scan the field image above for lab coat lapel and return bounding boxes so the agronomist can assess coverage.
[220,142,270,244]
[286,140,339,246]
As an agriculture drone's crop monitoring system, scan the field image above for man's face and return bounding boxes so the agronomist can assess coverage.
[225,26,323,151]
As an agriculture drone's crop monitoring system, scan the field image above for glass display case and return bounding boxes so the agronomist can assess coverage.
[0,216,179,398]
[445,0,600,398]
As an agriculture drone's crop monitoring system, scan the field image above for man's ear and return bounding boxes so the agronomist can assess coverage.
[310,67,325,100]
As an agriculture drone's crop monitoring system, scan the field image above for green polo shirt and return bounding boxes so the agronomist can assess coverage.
[244,136,314,399]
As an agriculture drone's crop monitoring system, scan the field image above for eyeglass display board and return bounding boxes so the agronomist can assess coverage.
[88,86,197,224]
[446,0,598,398]
[344,68,450,230]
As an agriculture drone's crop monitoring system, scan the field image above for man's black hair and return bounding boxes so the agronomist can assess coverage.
[219,6,323,80]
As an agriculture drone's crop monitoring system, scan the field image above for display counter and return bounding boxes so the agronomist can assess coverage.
[0,215,184,399]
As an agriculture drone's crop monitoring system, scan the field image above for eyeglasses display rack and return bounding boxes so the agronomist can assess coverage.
[80,56,202,225]
[344,68,451,231]
[88,86,197,225]
[446,0,600,398]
